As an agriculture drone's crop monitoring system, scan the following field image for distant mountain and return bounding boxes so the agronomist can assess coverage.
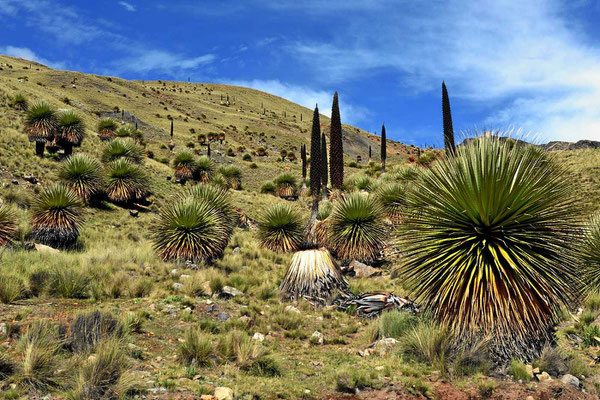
[541,140,600,151]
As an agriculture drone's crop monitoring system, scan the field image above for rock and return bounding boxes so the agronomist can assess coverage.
[11,179,18,185]
[285,305,301,314]
[129,209,139,217]
[172,282,183,290]
[372,338,399,356]
[232,247,241,254]
[525,364,534,378]
[0,323,6,336]
[201,281,212,296]
[526,396,534,400]
[170,268,178,275]
[219,286,243,299]
[185,260,199,270]
[537,371,552,382]
[532,367,540,374]
[34,243,60,254]
[348,260,382,278]
[183,307,192,314]
[311,331,324,345]
[23,175,37,184]
[252,332,265,342]
[214,386,234,400]
[560,374,580,388]
[217,312,230,321]
[179,274,191,280]
[200,395,215,400]
[166,176,172,181]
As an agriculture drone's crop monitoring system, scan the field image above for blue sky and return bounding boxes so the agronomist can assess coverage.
[1,1,600,146]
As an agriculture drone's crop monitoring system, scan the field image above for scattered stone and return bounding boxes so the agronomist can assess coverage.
[172,282,183,290]
[214,386,234,400]
[348,260,382,278]
[239,315,251,324]
[537,371,552,383]
[201,281,212,296]
[526,396,534,400]
[170,268,178,275]
[185,260,199,270]
[311,331,324,345]
[23,175,37,184]
[219,286,243,299]
[11,179,18,185]
[183,307,192,314]
[232,247,241,254]
[0,323,7,336]
[525,364,534,379]
[560,374,580,388]
[34,243,60,254]
[129,209,139,217]
[285,305,301,314]
[371,338,399,356]
[533,367,540,374]
[217,312,230,321]
[252,332,265,342]
[179,274,191,280]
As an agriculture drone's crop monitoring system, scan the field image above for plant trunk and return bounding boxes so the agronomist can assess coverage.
[381,159,386,174]
[63,144,73,157]
[35,141,45,158]
[305,196,320,247]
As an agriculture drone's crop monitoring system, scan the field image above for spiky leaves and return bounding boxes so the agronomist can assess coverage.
[25,101,57,157]
[11,92,28,110]
[57,110,85,148]
[329,92,344,190]
[97,118,118,141]
[375,182,406,223]
[442,82,455,154]
[329,193,385,262]
[218,166,242,190]
[274,173,297,198]
[195,156,214,183]
[258,204,303,253]
[581,215,600,290]
[152,197,229,263]
[102,138,143,164]
[185,184,236,237]
[279,249,348,304]
[399,137,582,342]
[0,204,17,246]
[59,154,104,202]
[173,151,197,181]
[380,123,387,173]
[31,184,83,248]
[105,159,149,204]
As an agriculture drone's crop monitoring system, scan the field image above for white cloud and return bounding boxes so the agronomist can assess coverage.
[112,50,216,74]
[119,1,136,12]
[224,79,370,125]
[286,0,600,142]
[0,46,66,69]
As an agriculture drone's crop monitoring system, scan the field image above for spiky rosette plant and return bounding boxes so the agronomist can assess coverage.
[173,151,197,182]
[399,136,582,346]
[152,197,229,263]
[279,248,348,304]
[101,138,143,164]
[0,204,17,246]
[31,184,83,248]
[24,101,57,157]
[185,184,235,237]
[195,156,214,183]
[97,118,118,141]
[59,154,104,202]
[11,92,28,110]
[115,124,134,138]
[218,166,242,190]
[258,203,303,253]
[274,173,297,198]
[581,214,600,290]
[105,159,149,204]
[375,182,406,223]
[329,192,385,262]
[57,111,85,154]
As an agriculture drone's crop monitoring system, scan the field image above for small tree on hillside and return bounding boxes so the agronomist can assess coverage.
[329,92,344,190]
[442,81,456,154]
[381,123,387,173]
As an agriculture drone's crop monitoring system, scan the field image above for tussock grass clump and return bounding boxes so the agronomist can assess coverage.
[152,197,229,263]
[329,193,385,262]
[105,159,149,203]
[0,275,26,303]
[260,181,276,195]
[257,203,303,253]
[173,150,196,181]
[399,137,583,347]
[70,338,131,400]
[16,320,64,391]
[274,172,297,198]
[97,118,118,141]
[0,351,16,380]
[0,203,17,246]
[508,359,531,382]
[195,156,214,183]
[101,138,143,164]
[10,92,28,110]
[218,166,242,190]
[400,321,454,372]
[247,355,282,377]
[31,184,83,249]
[59,154,104,202]
[370,310,418,342]
[177,328,214,367]
[48,268,90,298]
[336,366,379,393]
[216,329,262,367]
[70,310,122,352]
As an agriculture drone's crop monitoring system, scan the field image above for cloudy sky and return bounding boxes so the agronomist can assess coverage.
[1,0,599,145]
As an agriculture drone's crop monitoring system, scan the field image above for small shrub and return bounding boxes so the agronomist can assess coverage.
[248,355,282,377]
[336,366,378,393]
[260,181,276,195]
[70,310,122,352]
[177,328,214,366]
[509,359,531,382]
[49,268,90,299]
[400,321,454,372]
[0,275,25,303]
[370,310,417,341]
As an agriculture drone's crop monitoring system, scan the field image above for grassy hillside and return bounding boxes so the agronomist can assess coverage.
[2,54,600,400]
